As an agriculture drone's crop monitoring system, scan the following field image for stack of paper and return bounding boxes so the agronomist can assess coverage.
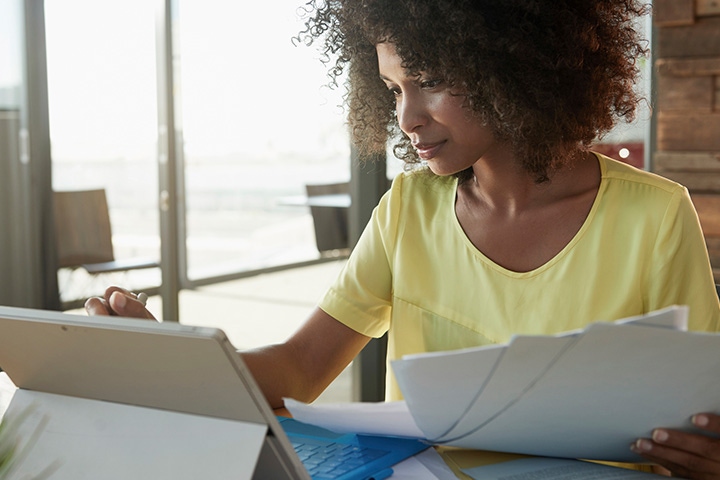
[288,306,720,462]
[394,305,720,461]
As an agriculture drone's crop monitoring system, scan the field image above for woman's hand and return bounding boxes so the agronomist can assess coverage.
[632,413,720,479]
[84,286,156,320]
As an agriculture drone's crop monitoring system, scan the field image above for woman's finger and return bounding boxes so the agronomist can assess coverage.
[108,290,156,320]
[632,429,720,479]
[84,296,111,316]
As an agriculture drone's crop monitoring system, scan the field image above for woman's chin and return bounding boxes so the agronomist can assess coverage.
[426,161,468,177]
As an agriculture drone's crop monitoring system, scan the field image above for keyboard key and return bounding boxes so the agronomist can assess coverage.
[291,439,390,479]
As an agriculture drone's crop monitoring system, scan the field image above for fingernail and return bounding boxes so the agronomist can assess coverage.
[652,429,669,443]
[111,292,126,309]
[634,439,653,452]
[693,414,709,427]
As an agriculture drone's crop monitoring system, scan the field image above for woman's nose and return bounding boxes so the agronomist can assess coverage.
[396,96,428,134]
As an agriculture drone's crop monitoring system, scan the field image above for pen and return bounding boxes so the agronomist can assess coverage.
[136,292,148,306]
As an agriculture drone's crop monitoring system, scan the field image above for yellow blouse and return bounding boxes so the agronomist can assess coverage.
[319,153,720,401]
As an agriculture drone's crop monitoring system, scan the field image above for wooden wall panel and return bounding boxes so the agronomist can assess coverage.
[654,0,695,26]
[657,113,720,151]
[658,17,720,57]
[656,57,720,76]
[654,4,720,279]
[691,194,720,236]
[655,151,720,171]
[696,0,720,17]
[658,171,720,191]
[657,75,714,111]
[654,152,720,192]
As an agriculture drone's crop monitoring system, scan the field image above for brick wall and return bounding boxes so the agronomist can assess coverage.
[653,0,720,279]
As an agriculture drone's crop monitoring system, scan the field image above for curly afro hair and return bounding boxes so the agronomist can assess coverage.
[296,0,650,182]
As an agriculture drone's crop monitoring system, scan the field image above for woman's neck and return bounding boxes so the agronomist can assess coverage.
[464,151,600,215]
[455,150,601,272]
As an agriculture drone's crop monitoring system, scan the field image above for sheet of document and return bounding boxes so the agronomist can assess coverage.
[392,448,458,479]
[446,320,720,461]
[388,305,716,462]
[289,307,709,463]
[433,334,577,443]
[436,307,686,443]
[391,344,505,439]
[283,398,425,438]
[393,305,688,444]
[612,305,688,331]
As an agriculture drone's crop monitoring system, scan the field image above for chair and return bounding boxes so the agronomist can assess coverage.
[305,182,350,254]
[53,189,159,302]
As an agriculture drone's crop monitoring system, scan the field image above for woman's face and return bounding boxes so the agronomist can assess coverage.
[376,42,502,176]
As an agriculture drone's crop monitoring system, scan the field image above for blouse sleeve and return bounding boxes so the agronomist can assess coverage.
[317,174,404,338]
[647,185,720,332]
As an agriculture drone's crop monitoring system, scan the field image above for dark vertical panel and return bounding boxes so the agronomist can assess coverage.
[0,0,57,309]
[25,0,58,310]
[155,0,185,321]
[349,146,388,402]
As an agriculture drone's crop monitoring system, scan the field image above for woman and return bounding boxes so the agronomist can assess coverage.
[87,0,720,477]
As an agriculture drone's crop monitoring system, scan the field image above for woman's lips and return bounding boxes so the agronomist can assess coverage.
[413,141,445,160]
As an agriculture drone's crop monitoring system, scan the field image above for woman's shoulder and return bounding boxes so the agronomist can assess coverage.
[389,167,456,197]
[375,168,456,227]
[596,152,685,195]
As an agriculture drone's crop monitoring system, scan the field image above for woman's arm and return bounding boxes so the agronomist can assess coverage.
[242,307,371,408]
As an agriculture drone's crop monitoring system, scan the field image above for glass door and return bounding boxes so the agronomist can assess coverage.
[45,0,162,306]
[177,0,350,281]
[43,0,351,318]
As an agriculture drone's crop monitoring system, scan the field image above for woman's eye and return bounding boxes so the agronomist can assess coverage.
[420,79,442,89]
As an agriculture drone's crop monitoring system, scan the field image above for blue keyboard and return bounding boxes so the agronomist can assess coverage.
[277,416,427,480]
[291,436,391,479]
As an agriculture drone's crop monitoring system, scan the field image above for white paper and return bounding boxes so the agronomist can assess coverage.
[284,307,701,463]
[283,398,425,438]
[392,344,505,440]
[391,448,457,479]
[446,319,720,461]
[612,305,688,331]
[434,335,575,442]
[384,306,720,462]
